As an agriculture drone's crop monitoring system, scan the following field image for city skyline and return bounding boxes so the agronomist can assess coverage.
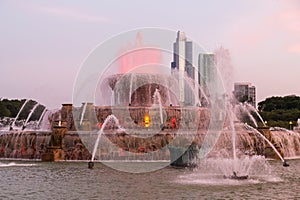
[1,1,300,109]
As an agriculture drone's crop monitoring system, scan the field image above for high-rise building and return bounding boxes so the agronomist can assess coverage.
[233,83,256,107]
[198,53,216,96]
[171,31,194,105]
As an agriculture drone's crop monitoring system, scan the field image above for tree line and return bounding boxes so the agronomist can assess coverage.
[1,96,300,129]
[0,99,45,121]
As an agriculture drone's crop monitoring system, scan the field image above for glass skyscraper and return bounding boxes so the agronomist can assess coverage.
[171,31,194,105]
[198,53,215,88]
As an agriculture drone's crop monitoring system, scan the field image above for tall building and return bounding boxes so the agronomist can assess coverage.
[171,31,194,105]
[233,83,256,107]
[198,53,216,97]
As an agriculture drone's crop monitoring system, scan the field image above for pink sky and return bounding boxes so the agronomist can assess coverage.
[0,0,299,109]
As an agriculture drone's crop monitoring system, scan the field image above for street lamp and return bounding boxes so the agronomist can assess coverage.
[289,121,293,130]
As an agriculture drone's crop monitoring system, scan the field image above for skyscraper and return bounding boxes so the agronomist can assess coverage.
[198,53,216,96]
[233,83,256,107]
[171,31,194,105]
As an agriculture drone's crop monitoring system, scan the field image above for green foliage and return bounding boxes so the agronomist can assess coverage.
[258,95,300,129]
[0,103,11,117]
[0,99,45,121]
[258,95,300,111]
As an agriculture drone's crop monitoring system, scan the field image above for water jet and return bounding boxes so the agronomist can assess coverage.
[283,160,289,167]
[226,171,248,180]
[88,161,94,169]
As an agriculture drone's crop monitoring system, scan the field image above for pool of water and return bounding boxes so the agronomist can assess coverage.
[0,159,299,199]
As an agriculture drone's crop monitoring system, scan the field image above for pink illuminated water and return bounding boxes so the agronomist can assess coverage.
[119,32,162,73]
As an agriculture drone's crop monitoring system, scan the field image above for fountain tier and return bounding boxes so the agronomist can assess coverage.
[105,73,179,106]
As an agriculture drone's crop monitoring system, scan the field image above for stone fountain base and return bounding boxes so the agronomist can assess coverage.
[1,104,295,166]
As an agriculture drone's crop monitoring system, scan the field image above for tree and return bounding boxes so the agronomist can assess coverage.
[258,95,300,129]
[0,103,10,118]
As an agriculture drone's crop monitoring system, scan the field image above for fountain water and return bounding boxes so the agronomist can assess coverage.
[91,114,121,162]
[38,109,53,131]
[108,73,179,107]
[244,124,288,166]
[204,101,258,179]
[0,127,52,159]
[228,104,238,175]
[269,127,300,159]
[80,102,88,125]
[181,154,272,185]
[37,108,47,128]
[243,103,266,127]
[235,103,258,127]
[23,103,40,130]
[153,88,164,128]
[128,73,134,105]
[193,91,291,181]
[10,99,29,129]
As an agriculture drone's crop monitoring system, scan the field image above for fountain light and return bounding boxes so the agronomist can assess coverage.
[144,114,150,128]
[171,117,176,128]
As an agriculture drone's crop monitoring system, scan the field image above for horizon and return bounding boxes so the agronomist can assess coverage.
[1,0,300,109]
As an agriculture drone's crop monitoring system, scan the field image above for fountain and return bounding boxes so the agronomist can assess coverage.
[153,88,164,130]
[0,69,298,174]
[37,108,47,129]
[1,71,298,170]
[244,102,267,127]
[228,104,239,178]
[10,99,29,130]
[248,125,288,166]
[80,102,88,126]
[22,103,40,130]
[107,73,179,107]
[234,102,290,167]
[91,114,121,162]
[235,103,258,128]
